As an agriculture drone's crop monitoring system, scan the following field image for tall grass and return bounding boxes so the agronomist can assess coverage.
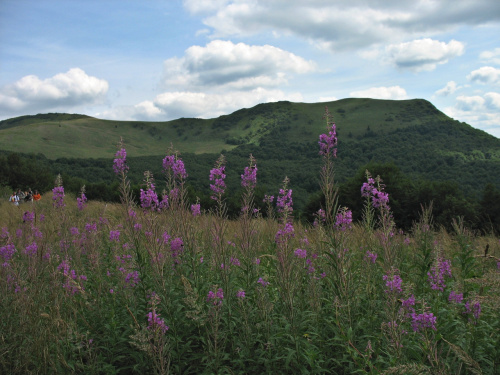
[1,109,499,374]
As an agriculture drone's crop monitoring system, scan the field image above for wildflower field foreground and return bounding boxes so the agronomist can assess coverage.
[1,109,500,374]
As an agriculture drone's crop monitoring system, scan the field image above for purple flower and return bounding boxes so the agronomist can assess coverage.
[0,243,16,263]
[364,251,378,264]
[275,222,295,244]
[109,230,120,242]
[236,289,246,299]
[263,195,274,204]
[276,187,293,216]
[230,257,240,266]
[124,271,140,288]
[209,162,226,200]
[159,195,169,210]
[147,311,169,334]
[472,302,481,320]
[163,154,188,180]
[449,291,463,304]
[313,209,326,227]
[241,155,257,189]
[191,203,201,217]
[52,186,65,208]
[207,290,215,301]
[207,288,224,306]
[85,222,97,233]
[257,277,270,287]
[411,312,437,332]
[464,300,481,323]
[140,188,159,210]
[361,175,389,209]
[294,248,307,259]
[383,272,403,294]
[428,258,452,291]
[401,295,415,310]
[77,193,87,211]
[57,260,71,276]
[24,242,38,257]
[216,288,224,300]
[170,237,184,261]
[113,148,128,175]
[334,208,352,231]
[319,109,338,157]
[22,211,35,223]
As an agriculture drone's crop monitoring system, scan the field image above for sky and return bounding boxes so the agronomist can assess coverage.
[1,0,500,138]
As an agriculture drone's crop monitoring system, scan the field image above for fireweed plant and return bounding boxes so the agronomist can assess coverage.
[318,106,339,227]
[1,112,500,375]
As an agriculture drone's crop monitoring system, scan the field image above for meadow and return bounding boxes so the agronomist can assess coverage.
[1,109,499,374]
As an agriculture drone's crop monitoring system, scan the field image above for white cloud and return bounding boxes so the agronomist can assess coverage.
[448,93,500,137]
[480,48,500,65]
[435,81,460,96]
[98,89,303,121]
[318,96,338,102]
[467,66,500,84]
[349,86,408,100]
[183,0,230,14]
[0,68,108,113]
[444,101,500,138]
[456,95,485,111]
[385,39,464,72]
[163,40,315,90]
[484,92,500,109]
[185,1,500,52]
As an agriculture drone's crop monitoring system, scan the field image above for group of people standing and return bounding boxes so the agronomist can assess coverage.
[9,189,41,206]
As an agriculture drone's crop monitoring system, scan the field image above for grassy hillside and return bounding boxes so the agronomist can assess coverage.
[0,98,472,160]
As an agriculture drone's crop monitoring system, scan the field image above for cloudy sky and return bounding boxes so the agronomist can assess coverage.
[1,0,500,137]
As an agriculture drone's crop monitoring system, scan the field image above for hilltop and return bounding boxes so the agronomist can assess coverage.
[0,98,482,159]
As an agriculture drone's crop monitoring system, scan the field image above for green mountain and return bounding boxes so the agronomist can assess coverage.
[3,98,493,158]
[1,98,499,230]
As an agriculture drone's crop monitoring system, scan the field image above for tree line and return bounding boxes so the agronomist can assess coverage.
[1,150,499,235]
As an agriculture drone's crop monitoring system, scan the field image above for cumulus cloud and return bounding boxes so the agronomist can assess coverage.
[385,39,464,71]
[484,92,500,109]
[0,68,108,113]
[480,48,500,65]
[455,95,485,111]
[467,66,500,85]
[435,81,460,96]
[349,86,408,100]
[183,1,500,52]
[445,94,500,137]
[163,40,315,90]
[98,88,303,121]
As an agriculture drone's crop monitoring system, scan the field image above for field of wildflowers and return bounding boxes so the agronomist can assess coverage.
[1,108,499,374]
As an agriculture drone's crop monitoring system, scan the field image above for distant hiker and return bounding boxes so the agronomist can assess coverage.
[25,189,33,202]
[17,189,26,203]
[33,191,41,201]
[9,192,19,206]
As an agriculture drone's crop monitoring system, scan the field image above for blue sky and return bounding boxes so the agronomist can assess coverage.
[1,0,500,137]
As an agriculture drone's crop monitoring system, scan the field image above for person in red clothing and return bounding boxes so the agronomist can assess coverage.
[33,190,41,201]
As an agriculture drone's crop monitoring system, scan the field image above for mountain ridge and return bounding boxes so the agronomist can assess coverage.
[2,98,496,160]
